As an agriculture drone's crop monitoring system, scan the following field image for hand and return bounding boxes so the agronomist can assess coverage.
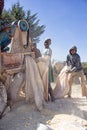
[66,70,71,73]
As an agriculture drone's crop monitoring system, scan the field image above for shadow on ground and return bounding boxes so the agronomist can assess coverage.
[0,85,87,130]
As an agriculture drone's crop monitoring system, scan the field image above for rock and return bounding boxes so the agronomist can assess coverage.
[37,123,53,130]
[0,83,7,114]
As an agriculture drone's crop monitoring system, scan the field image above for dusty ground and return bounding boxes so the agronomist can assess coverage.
[0,84,87,130]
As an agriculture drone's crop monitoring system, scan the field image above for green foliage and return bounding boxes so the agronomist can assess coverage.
[82,62,87,75]
[82,62,87,69]
[2,9,15,24]
[11,2,25,20]
[26,11,45,43]
[1,2,45,43]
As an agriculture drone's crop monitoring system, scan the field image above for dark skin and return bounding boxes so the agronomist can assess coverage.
[44,44,49,49]
[31,44,41,58]
[44,39,51,48]
[70,49,76,55]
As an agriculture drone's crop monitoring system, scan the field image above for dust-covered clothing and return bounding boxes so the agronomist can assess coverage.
[49,65,54,82]
[66,51,87,97]
[42,46,54,101]
[66,53,83,72]
[68,70,87,97]
[42,47,52,57]
[42,47,54,82]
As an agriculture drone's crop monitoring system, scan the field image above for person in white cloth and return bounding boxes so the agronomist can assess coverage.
[42,38,55,101]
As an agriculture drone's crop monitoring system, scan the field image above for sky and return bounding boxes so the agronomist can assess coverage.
[4,0,87,62]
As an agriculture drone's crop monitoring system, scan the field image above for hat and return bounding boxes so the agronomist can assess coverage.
[69,46,77,53]
[44,38,51,46]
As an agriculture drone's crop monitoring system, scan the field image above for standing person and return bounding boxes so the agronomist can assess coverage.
[31,43,41,59]
[42,38,55,101]
[66,46,87,98]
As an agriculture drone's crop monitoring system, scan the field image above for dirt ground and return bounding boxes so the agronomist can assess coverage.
[0,84,87,130]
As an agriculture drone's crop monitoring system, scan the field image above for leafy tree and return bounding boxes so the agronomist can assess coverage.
[1,2,45,43]
[26,11,45,43]
[10,2,25,20]
[1,9,15,24]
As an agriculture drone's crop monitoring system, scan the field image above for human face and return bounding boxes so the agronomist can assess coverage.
[48,39,51,45]
[70,49,76,54]
[45,44,49,48]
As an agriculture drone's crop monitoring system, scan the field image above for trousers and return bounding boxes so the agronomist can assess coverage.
[68,70,87,97]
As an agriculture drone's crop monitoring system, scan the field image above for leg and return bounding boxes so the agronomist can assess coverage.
[48,65,55,101]
[79,70,87,97]
[68,72,76,97]
[48,82,55,102]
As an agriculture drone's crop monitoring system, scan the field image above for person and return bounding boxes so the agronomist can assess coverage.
[42,38,55,101]
[31,43,41,59]
[66,45,87,98]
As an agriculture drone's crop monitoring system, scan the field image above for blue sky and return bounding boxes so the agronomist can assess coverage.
[4,0,87,62]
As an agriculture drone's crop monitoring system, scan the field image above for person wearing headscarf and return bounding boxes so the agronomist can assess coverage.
[42,39,52,58]
[42,38,55,101]
[66,46,87,98]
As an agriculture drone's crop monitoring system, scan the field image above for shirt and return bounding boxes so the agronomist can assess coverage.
[42,47,52,57]
[66,53,83,72]
[42,47,52,65]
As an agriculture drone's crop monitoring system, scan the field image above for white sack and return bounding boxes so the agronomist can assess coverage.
[37,60,49,101]
[53,65,70,98]
[8,72,24,101]
[25,56,44,111]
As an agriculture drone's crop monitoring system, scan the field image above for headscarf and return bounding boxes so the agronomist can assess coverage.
[44,38,51,46]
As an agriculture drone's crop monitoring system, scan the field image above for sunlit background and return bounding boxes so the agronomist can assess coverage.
[4,0,87,62]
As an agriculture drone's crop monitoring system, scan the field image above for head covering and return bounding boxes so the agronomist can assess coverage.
[69,46,77,53]
[44,38,51,46]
